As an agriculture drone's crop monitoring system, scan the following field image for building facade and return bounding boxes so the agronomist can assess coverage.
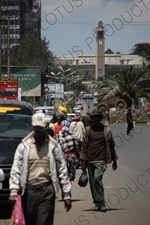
[1,0,41,48]
[56,53,143,80]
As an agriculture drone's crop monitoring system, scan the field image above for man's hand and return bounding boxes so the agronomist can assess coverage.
[112,160,117,171]
[64,199,72,212]
[8,195,17,205]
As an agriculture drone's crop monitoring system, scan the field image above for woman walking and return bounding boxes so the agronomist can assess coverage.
[55,120,80,185]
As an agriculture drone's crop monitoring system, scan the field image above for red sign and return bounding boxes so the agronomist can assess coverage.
[0,78,18,100]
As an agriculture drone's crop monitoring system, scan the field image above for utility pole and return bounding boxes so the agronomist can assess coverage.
[7,17,10,77]
[0,8,2,77]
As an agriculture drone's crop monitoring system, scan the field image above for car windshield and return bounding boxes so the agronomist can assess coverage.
[0,113,32,138]
[34,109,54,116]
[67,115,73,122]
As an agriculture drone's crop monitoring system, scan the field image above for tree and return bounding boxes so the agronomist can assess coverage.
[2,34,55,96]
[100,66,150,108]
[2,34,55,73]
[131,43,150,62]
[105,49,114,54]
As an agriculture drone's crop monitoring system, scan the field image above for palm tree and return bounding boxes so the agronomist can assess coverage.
[100,66,150,108]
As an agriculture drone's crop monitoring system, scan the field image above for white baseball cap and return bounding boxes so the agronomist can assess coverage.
[32,112,47,128]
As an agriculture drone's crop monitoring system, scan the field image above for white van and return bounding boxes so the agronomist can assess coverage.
[34,106,56,123]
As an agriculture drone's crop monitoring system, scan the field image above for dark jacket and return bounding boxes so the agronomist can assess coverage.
[82,115,93,128]
[80,125,118,164]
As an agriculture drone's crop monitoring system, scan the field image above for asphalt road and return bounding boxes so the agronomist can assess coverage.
[80,98,94,115]
[0,125,150,225]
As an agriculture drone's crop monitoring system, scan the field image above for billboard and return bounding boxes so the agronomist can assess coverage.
[2,67,41,97]
[44,83,64,100]
[0,78,18,100]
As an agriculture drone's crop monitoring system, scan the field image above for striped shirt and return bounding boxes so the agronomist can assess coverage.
[55,131,79,153]
[27,135,51,186]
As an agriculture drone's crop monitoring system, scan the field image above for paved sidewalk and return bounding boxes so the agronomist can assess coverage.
[54,170,94,225]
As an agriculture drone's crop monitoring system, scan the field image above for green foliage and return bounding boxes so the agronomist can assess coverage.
[105,49,114,54]
[131,43,150,62]
[65,99,75,112]
[136,116,150,123]
[2,34,55,73]
[21,96,33,104]
[100,66,150,108]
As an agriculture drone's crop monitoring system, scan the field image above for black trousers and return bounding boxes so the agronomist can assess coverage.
[127,122,133,134]
[22,182,55,225]
[78,141,82,150]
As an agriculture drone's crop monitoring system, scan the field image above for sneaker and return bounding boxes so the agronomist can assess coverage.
[98,202,107,212]
[92,204,98,211]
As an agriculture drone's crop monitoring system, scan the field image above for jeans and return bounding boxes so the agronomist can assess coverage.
[88,161,107,204]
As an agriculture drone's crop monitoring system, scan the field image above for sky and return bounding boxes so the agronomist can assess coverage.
[41,0,150,57]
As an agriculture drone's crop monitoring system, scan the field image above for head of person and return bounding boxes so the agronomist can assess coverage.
[128,107,132,111]
[32,112,47,141]
[55,110,66,123]
[73,115,80,122]
[61,120,70,132]
[57,116,64,125]
[90,108,103,124]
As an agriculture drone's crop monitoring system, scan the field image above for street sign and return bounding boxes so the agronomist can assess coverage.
[0,78,18,100]
[2,67,41,97]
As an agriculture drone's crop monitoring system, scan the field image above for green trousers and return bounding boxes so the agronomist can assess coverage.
[88,161,107,204]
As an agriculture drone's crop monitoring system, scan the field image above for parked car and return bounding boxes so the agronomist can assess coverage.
[93,92,98,97]
[0,99,34,204]
[94,99,99,106]
[34,106,56,123]
[75,102,84,110]
[81,94,93,100]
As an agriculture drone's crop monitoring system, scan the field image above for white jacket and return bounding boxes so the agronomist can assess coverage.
[9,132,71,199]
[69,121,85,142]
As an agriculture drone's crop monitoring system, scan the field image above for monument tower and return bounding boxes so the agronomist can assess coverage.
[93,21,105,81]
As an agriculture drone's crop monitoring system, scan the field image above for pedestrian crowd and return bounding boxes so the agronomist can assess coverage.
[9,106,119,225]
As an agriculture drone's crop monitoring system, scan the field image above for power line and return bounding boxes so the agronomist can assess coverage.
[42,21,150,25]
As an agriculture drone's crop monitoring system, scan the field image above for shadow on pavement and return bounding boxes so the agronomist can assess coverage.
[57,199,86,202]
[0,204,12,219]
[82,208,124,212]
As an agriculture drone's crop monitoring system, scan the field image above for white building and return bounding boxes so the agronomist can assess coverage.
[54,53,144,88]
[56,53,143,67]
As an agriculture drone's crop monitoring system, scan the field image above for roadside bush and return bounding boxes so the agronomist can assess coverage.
[65,99,75,112]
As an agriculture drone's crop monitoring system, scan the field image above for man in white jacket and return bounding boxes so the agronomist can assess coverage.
[9,112,72,225]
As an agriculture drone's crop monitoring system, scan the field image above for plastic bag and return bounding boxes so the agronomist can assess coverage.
[78,171,88,187]
[10,195,25,225]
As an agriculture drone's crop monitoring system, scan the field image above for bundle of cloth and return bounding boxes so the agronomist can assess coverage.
[56,105,68,119]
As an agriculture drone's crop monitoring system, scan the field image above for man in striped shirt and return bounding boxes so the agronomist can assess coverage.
[9,113,72,225]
